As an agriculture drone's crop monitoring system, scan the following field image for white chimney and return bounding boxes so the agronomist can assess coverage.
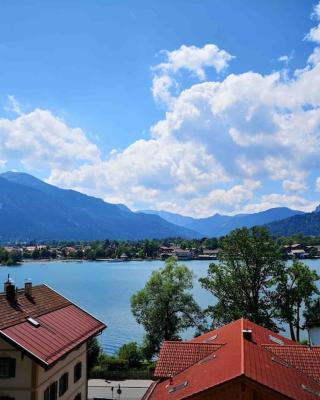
[308,327,320,346]
[24,279,32,297]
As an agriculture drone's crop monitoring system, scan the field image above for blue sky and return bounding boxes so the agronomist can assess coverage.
[0,0,320,217]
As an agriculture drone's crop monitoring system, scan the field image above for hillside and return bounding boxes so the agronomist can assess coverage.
[266,210,320,236]
[0,172,199,242]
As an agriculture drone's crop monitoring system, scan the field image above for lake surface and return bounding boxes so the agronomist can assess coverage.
[1,259,319,354]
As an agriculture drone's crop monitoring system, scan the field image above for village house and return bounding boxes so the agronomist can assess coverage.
[197,249,221,260]
[0,277,106,400]
[144,318,320,400]
[172,248,193,261]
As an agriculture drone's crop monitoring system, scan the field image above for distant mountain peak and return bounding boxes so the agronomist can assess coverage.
[315,205,320,213]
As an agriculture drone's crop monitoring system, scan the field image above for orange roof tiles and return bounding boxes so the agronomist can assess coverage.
[0,284,106,367]
[154,342,224,378]
[263,345,320,383]
[145,318,320,400]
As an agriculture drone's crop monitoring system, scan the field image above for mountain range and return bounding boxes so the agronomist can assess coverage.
[139,208,305,237]
[0,171,318,242]
[0,172,198,242]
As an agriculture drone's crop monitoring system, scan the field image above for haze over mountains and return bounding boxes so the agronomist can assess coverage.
[0,171,318,243]
[139,208,305,237]
[0,172,198,242]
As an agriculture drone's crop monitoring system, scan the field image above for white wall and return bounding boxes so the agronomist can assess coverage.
[0,338,88,400]
[0,337,32,400]
[36,342,87,400]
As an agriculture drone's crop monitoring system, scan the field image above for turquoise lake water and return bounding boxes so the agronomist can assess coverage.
[0,259,319,354]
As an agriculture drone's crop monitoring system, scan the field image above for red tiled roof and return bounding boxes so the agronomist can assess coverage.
[154,342,224,378]
[263,344,320,383]
[0,284,106,367]
[0,285,70,329]
[145,319,320,400]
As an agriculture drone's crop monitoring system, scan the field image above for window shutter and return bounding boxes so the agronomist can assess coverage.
[52,381,57,400]
[9,358,16,377]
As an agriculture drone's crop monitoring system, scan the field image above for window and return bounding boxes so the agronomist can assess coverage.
[74,362,82,383]
[59,372,69,397]
[0,358,16,378]
[74,394,81,400]
[44,382,57,400]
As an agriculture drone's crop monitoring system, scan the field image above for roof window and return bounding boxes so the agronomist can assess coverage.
[168,381,188,393]
[26,317,40,327]
[301,384,320,397]
[269,335,284,345]
[203,334,218,343]
[198,354,216,364]
[271,357,291,368]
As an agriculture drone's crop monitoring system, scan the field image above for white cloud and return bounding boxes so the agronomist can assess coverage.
[243,194,316,213]
[316,177,320,192]
[278,52,294,65]
[155,44,234,79]
[4,95,23,115]
[3,3,320,218]
[151,44,233,105]
[306,1,320,43]
[282,180,307,193]
[0,108,100,170]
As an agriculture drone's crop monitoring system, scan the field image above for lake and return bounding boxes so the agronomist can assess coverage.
[0,259,319,354]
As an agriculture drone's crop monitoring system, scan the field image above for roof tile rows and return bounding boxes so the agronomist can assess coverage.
[0,285,70,329]
[154,342,223,378]
[0,284,106,367]
[145,318,320,400]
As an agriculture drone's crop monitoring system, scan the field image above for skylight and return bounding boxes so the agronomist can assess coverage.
[269,335,284,345]
[26,317,40,327]
[301,384,320,397]
[203,334,218,343]
[271,357,291,368]
[168,381,188,393]
[198,354,216,364]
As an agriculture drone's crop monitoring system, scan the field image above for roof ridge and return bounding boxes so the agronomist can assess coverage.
[241,318,245,375]
[43,284,106,326]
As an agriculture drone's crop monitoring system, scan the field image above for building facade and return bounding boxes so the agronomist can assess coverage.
[0,278,106,400]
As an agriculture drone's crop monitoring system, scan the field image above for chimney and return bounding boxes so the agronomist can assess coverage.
[24,279,32,297]
[3,274,11,292]
[4,275,16,303]
[242,329,253,341]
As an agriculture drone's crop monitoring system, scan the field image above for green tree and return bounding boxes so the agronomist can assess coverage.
[87,337,102,373]
[131,257,205,359]
[274,260,319,341]
[117,342,143,369]
[200,227,284,330]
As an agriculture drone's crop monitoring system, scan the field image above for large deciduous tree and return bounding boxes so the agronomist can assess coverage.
[274,260,319,341]
[131,257,205,359]
[199,227,284,331]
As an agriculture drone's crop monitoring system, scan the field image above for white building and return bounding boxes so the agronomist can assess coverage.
[0,278,106,400]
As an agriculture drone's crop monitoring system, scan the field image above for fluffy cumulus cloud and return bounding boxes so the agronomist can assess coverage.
[2,4,320,217]
[0,100,100,170]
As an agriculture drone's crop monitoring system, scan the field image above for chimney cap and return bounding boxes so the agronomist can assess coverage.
[242,329,253,341]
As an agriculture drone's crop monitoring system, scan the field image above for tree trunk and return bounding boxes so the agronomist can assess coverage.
[289,322,296,341]
[296,303,300,342]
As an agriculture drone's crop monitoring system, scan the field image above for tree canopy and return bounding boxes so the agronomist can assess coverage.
[199,227,284,330]
[131,257,205,359]
[274,260,319,341]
